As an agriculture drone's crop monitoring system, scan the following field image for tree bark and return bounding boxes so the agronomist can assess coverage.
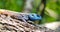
[0,9,55,32]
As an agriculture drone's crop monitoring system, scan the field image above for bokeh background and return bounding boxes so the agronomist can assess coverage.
[0,0,60,24]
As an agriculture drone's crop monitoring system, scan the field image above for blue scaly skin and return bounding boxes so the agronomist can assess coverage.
[15,13,42,21]
[19,13,42,21]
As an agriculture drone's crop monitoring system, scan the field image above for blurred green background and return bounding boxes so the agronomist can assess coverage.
[0,0,60,24]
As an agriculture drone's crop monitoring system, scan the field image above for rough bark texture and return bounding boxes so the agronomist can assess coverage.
[0,9,55,32]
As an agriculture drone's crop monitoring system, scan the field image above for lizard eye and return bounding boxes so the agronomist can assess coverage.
[32,14,34,16]
[37,14,40,17]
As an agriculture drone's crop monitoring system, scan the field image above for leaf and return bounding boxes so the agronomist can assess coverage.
[45,8,58,19]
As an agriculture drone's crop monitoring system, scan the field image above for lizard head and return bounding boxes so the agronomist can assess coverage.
[28,13,42,21]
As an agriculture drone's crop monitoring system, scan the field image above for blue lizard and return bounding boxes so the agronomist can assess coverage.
[15,13,42,21]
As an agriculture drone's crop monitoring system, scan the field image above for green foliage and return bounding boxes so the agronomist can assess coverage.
[0,0,24,12]
[42,0,60,23]
[34,0,60,23]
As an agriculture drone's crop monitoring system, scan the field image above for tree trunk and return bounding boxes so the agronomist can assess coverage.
[0,9,55,32]
[22,0,33,13]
